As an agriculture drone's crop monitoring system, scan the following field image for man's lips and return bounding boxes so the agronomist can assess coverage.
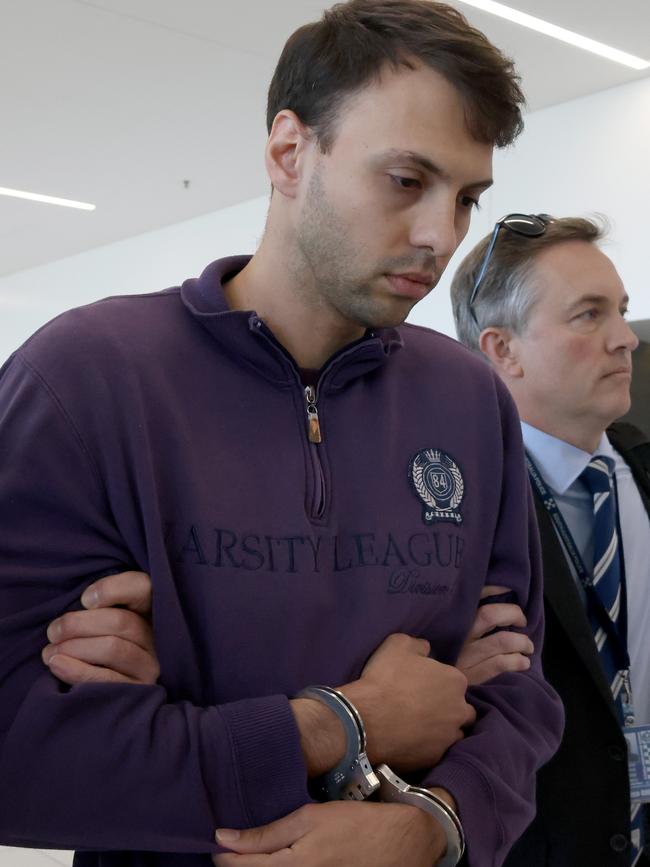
[603,367,632,378]
[393,272,435,284]
[385,272,435,299]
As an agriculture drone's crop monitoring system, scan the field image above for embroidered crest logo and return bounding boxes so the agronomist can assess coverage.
[409,449,465,525]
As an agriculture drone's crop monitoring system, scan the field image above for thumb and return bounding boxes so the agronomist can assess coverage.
[216,810,305,853]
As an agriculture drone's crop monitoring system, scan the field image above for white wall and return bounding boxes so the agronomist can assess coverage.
[0,196,269,359]
[414,73,650,337]
[2,73,650,362]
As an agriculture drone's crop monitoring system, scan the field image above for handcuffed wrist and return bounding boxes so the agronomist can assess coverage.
[295,685,379,800]
[295,685,465,867]
[375,763,465,867]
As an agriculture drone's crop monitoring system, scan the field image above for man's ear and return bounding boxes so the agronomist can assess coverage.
[479,326,524,379]
[265,110,313,198]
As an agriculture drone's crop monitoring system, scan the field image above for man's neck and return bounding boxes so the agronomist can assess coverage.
[223,242,365,370]
[520,416,606,455]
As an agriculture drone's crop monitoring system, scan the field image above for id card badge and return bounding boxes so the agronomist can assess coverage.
[624,724,650,804]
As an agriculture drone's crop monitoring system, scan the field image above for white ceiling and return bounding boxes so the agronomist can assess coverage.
[1,0,650,277]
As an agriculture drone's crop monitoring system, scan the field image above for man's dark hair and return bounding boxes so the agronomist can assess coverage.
[266,0,525,152]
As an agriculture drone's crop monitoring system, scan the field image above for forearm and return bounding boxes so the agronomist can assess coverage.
[290,639,474,781]
[422,670,563,867]
[0,669,310,851]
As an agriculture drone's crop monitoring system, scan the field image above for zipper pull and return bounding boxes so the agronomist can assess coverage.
[304,385,322,444]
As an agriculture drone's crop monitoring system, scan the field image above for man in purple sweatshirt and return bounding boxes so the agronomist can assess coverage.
[0,2,563,865]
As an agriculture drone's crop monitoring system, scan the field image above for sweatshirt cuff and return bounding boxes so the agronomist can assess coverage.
[423,759,503,867]
[219,694,311,826]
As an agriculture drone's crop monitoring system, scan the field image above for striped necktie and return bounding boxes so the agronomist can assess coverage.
[581,456,644,864]
[580,455,626,713]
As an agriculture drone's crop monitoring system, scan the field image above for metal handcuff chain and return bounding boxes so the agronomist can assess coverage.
[296,686,465,867]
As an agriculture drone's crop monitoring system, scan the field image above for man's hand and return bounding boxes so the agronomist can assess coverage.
[456,585,534,686]
[42,570,160,685]
[291,632,475,776]
[345,633,476,771]
[213,800,445,867]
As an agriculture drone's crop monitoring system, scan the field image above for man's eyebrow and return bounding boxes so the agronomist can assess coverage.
[377,149,493,189]
[566,293,630,312]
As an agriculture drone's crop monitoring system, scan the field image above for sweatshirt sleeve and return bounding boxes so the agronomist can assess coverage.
[0,352,310,853]
[422,383,564,867]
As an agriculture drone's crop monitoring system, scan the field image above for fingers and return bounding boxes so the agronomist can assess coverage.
[42,636,160,684]
[213,854,285,866]
[461,698,477,728]
[216,805,310,855]
[214,797,450,866]
[42,653,140,685]
[457,630,534,687]
[467,602,527,640]
[476,629,535,656]
[80,570,153,615]
[47,607,155,652]
[463,652,532,686]
[479,584,510,599]
[42,572,158,687]
[458,630,533,671]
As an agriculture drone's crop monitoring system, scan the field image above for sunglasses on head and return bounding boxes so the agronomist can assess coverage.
[468,213,554,316]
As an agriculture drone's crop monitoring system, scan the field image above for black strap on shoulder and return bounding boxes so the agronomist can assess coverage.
[608,421,650,511]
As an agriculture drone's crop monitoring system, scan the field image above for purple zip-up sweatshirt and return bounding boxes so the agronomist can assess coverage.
[0,257,563,867]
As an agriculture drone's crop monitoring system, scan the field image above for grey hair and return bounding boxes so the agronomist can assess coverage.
[451,215,607,353]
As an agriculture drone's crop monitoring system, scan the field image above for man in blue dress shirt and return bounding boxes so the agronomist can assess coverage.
[451,214,650,867]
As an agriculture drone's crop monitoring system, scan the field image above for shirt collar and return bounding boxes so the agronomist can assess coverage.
[179,256,404,389]
[521,422,614,495]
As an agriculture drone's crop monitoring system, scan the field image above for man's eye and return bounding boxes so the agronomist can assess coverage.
[460,195,480,211]
[390,175,422,190]
[577,309,598,321]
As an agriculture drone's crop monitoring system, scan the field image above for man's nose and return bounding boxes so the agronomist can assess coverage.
[409,200,459,260]
[614,317,639,353]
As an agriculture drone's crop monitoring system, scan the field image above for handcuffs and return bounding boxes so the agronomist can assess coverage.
[297,685,379,801]
[296,685,465,867]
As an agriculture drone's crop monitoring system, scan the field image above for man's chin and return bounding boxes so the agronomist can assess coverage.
[363,299,419,330]
[614,396,633,421]
[598,393,632,426]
